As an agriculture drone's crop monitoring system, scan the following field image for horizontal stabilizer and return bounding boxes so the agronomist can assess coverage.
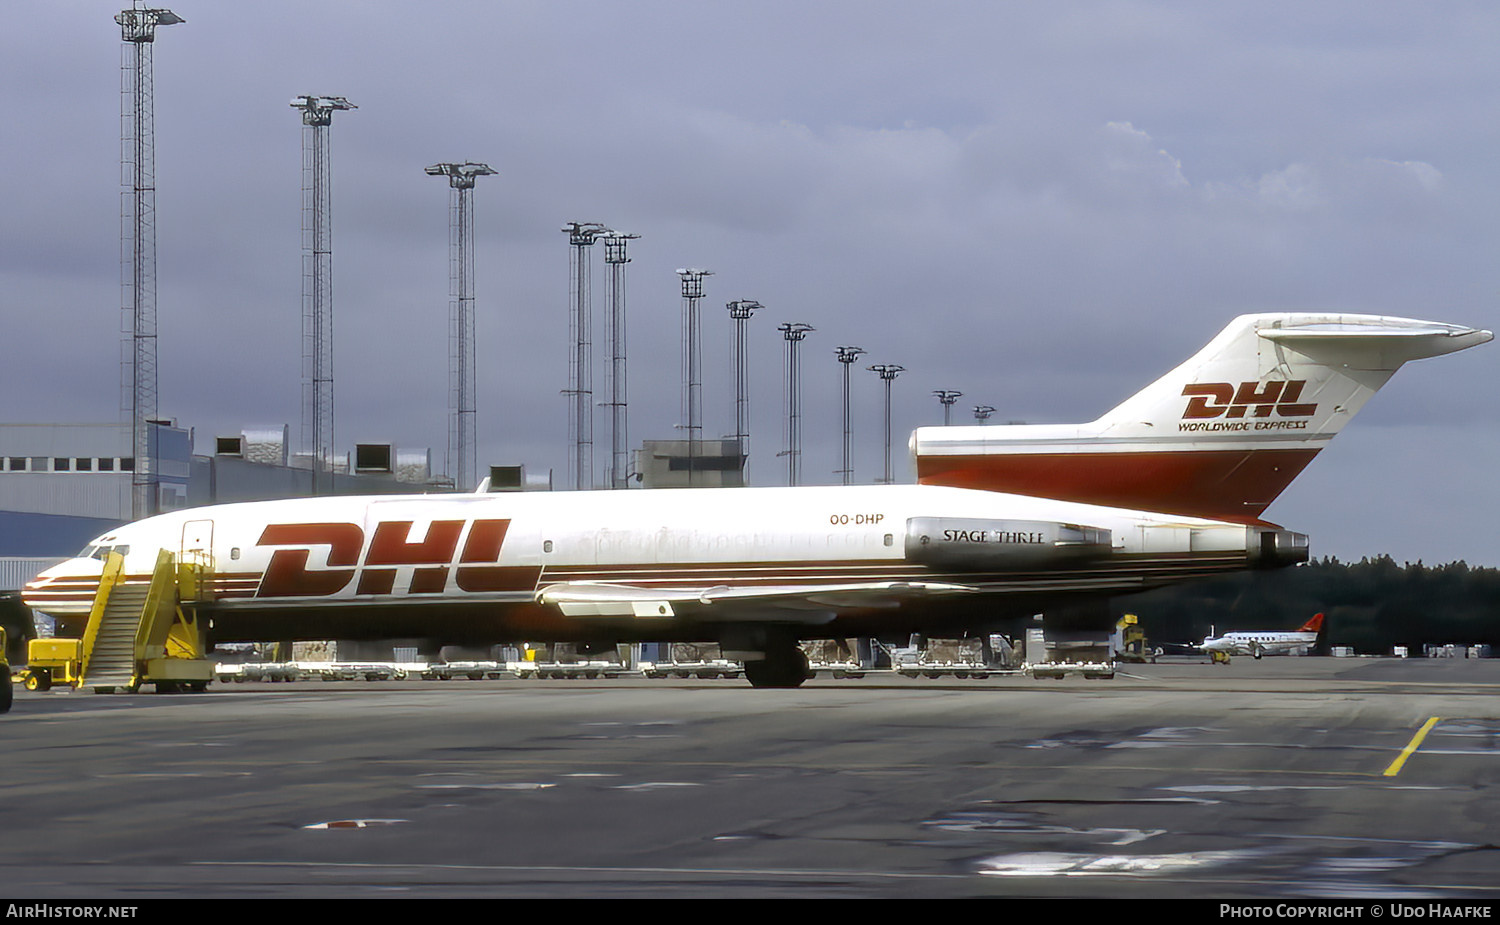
[1257,320,1490,370]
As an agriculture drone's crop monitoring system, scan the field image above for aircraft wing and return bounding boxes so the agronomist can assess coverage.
[536,579,979,621]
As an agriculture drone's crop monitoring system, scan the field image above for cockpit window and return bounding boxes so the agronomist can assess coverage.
[80,544,129,561]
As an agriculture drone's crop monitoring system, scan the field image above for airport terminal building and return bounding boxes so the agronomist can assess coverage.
[0,422,442,592]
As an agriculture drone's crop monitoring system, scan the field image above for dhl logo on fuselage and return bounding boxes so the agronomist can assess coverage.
[1180,381,1316,420]
[254,519,535,597]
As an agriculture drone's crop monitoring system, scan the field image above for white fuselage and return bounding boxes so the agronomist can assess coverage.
[24,483,1293,645]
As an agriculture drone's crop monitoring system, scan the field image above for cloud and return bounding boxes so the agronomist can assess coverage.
[1100,120,1191,192]
[2,2,1496,565]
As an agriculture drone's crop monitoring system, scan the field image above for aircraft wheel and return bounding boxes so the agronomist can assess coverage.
[743,645,809,689]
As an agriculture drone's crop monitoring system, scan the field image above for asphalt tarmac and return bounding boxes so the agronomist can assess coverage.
[3,657,1498,899]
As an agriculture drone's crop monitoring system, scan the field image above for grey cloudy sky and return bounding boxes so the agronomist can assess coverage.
[2,2,1496,565]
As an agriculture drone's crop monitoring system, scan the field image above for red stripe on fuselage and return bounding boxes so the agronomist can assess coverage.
[916,448,1320,521]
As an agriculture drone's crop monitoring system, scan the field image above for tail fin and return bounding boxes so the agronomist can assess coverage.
[914,314,1490,520]
[1298,612,1325,634]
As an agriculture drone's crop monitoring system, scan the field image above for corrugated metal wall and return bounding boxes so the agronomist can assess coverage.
[0,473,131,520]
[0,557,66,591]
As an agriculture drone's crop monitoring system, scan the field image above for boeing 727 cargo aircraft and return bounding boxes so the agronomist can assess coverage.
[24,313,1490,686]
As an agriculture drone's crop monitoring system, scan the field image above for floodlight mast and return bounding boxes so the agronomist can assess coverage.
[868,364,905,484]
[933,389,963,426]
[677,269,712,486]
[426,162,495,491]
[835,347,867,485]
[603,231,640,490]
[973,404,996,423]
[563,222,607,490]
[778,323,815,486]
[117,5,182,519]
[726,300,762,475]
[291,94,356,496]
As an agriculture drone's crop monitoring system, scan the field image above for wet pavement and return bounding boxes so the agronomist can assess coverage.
[2,657,1497,898]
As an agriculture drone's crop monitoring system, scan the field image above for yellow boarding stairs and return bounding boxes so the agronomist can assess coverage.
[21,549,215,694]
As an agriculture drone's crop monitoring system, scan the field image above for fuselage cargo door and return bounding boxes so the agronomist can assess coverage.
[181,519,214,569]
[180,519,215,601]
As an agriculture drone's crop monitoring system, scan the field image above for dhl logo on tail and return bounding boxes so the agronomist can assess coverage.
[1180,381,1316,420]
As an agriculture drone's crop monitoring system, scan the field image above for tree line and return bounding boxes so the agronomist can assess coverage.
[1116,557,1500,654]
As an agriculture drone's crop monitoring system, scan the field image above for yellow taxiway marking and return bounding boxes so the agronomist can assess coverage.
[1384,716,1441,777]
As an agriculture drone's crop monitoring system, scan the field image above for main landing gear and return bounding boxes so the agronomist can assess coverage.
[742,639,811,689]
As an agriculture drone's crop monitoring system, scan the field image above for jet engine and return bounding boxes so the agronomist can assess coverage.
[1248,527,1310,569]
[904,518,1112,571]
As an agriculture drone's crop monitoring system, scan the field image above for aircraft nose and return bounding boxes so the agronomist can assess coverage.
[26,557,100,587]
[22,557,106,612]
[24,564,61,591]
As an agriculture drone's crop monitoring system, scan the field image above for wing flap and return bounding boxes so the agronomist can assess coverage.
[535,579,978,618]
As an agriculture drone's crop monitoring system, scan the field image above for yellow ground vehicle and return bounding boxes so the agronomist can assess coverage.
[1,627,12,713]
[18,637,82,691]
[1113,613,1158,663]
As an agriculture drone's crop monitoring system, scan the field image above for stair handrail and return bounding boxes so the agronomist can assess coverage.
[77,551,127,682]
